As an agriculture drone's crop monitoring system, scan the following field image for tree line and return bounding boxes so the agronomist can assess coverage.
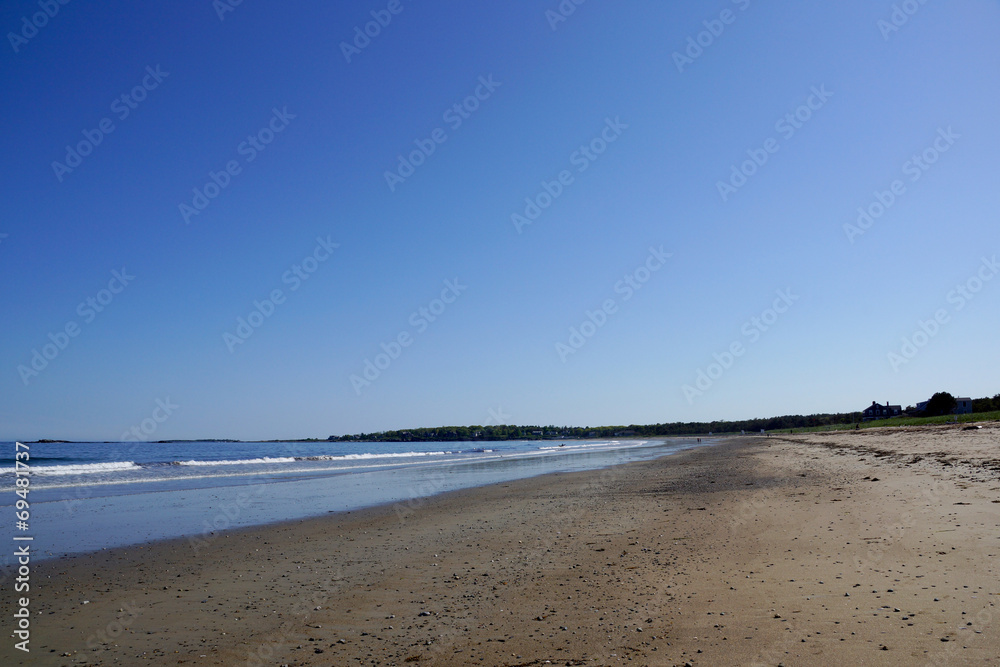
[328,392,999,442]
[327,412,861,442]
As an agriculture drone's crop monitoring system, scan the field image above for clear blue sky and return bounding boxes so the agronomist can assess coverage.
[2,0,998,441]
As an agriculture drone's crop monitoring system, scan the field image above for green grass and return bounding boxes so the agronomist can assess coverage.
[778,410,1000,434]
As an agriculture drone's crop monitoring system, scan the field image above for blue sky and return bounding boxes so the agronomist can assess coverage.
[2,0,998,441]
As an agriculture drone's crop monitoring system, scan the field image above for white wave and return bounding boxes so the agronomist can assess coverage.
[175,452,450,466]
[294,451,451,461]
[537,440,648,452]
[334,451,448,460]
[30,456,475,490]
[538,441,614,450]
[33,461,142,476]
[177,457,296,466]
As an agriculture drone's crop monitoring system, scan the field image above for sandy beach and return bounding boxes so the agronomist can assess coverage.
[4,424,999,666]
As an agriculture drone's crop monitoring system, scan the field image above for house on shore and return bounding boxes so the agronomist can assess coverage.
[862,401,902,421]
[915,396,973,415]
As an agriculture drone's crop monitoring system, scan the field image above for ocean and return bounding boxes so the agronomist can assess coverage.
[1,437,713,562]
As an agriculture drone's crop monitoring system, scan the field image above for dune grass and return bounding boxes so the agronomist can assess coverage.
[780,410,1000,434]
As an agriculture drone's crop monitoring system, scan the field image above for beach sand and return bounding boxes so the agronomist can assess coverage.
[4,424,998,666]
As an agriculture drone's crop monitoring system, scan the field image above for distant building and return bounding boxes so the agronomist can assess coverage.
[862,401,902,421]
[915,396,972,415]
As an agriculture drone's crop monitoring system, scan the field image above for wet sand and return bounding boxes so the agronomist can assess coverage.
[3,424,998,666]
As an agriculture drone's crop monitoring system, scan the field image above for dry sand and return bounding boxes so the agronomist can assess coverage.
[3,424,999,666]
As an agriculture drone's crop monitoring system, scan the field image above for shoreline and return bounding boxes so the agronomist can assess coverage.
[3,426,998,665]
[22,437,710,562]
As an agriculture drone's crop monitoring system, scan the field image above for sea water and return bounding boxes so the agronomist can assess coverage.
[0,438,714,561]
